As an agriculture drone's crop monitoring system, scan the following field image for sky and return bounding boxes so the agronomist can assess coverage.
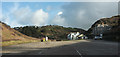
[1,2,118,30]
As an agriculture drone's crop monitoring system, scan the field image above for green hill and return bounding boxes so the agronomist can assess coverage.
[14,25,86,40]
[88,15,120,32]
[87,15,120,41]
[0,21,40,46]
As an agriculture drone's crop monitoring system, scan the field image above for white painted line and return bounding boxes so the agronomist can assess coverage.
[38,52,42,54]
[76,50,83,57]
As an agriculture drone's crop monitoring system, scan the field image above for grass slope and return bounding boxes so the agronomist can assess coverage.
[0,21,40,46]
[14,25,86,40]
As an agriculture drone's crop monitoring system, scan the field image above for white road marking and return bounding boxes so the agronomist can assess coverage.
[76,50,83,57]
[38,52,42,54]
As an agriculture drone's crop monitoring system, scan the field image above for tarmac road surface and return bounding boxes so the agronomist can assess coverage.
[2,39,118,56]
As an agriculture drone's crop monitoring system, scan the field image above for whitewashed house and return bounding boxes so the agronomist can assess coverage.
[92,23,111,39]
[67,32,88,40]
[67,32,80,40]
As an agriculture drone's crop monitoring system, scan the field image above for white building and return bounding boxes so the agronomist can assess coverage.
[67,32,88,40]
[67,32,80,40]
[92,23,111,35]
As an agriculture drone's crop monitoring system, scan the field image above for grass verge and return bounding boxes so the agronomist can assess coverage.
[1,40,41,47]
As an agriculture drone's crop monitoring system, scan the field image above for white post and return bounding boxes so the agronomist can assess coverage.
[46,36,48,41]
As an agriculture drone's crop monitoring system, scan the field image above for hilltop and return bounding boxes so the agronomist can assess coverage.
[87,15,120,41]
[0,21,40,46]
[14,25,86,40]
[88,15,120,32]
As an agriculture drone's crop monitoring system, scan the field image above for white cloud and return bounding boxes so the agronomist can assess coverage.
[60,2,118,30]
[1,16,10,25]
[2,3,49,27]
[1,2,118,30]
[57,12,63,15]
[13,6,32,25]
[32,9,48,26]
[51,11,67,26]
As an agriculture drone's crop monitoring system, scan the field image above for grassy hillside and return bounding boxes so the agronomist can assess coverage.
[14,25,86,40]
[0,21,40,46]
[88,15,120,33]
[87,15,120,41]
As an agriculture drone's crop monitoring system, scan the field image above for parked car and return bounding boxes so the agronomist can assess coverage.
[94,36,102,40]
